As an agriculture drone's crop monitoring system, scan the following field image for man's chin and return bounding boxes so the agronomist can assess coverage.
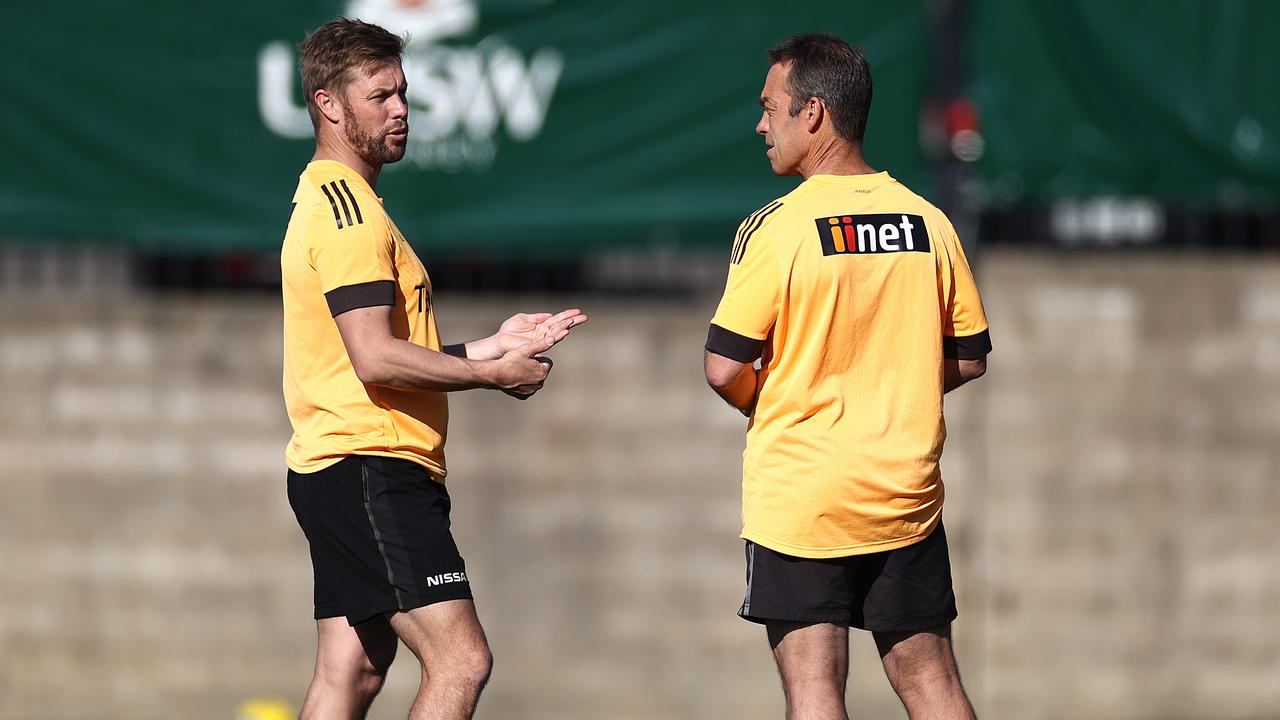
[384,139,407,163]
[766,157,803,177]
[368,142,406,165]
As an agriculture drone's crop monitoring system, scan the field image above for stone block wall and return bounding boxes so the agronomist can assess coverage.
[1,252,1277,719]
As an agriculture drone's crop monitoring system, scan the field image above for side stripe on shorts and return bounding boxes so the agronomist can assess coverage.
[361,460,408,608]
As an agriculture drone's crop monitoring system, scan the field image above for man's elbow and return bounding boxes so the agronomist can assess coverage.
[350,355,393,386]
[962,357,987,382]
[705,368,732,391]
[704,354,746,391]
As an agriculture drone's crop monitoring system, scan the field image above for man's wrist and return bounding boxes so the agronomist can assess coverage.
[470,356,504,389]
[445,335,502,361]
[473,334,503,360]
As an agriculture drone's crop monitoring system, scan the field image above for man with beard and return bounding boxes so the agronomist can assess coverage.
[280,19,585,720]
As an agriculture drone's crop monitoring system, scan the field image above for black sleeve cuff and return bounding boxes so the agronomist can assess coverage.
[325,280,396,317]
[442,344,467,358]
[706,324,764,363]
[943,329,992,360]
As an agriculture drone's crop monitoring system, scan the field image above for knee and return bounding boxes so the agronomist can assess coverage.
[316,651,392,700]
[885,655,965,705]
[421,639,492,687]
[461,643,493,689]
[436,641,492,690]
[880,639,964,700]
[356,661,391,698]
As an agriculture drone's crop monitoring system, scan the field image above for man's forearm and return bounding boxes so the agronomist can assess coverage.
[336,305,552,394]
[362,337,502,390]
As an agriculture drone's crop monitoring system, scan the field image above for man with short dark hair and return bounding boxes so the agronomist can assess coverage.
[704,34,989,719]
[281,18,585,720]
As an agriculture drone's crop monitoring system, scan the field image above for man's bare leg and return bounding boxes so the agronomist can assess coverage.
[874,624,976,720]
[767,621,850,720]
[300,616,398,720]
[388,599,493,720]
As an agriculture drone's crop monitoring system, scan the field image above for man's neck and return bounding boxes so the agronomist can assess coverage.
[313,135,381,190]
[800,140,876,179]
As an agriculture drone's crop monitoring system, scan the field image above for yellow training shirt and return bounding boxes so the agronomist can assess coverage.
[707,172,990,558]
[281,160,448,478]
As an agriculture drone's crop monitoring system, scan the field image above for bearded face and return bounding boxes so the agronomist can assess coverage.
[331,61,410,168]
[343,100,408,166]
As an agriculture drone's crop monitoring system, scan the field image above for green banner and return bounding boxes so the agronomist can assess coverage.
[969,0,1280,208]
[0,1,931,253]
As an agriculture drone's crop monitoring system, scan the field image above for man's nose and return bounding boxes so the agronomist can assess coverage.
[390,94,409,118]
[756,113,768,136]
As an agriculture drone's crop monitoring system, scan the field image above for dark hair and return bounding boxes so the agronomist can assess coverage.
[767,34,873,144]
[300,18,406,131]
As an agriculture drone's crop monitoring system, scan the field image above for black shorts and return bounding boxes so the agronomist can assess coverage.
[287,455,472,626]
[739,522,957,633]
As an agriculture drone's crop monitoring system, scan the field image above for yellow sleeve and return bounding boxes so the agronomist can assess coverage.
[937,220,992,359]
[305,206,398,317]
[707,207,782,362]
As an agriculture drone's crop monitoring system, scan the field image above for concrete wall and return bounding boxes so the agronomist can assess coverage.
[1,251,1278,720]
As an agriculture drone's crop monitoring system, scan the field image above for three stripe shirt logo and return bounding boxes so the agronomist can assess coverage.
[320,179,365,230]
[732,201,783,264]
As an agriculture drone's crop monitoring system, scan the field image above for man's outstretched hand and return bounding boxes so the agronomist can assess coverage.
[495,308,588,355]
[491,309,587,399]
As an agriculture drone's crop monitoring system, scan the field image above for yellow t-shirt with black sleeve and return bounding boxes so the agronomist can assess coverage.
[281,159,449,479]
[706,172,991,559]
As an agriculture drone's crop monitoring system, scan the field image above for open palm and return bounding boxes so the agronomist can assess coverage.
[496,308,587,354]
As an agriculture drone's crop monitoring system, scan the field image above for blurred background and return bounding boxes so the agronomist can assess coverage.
[1,1,1277,718]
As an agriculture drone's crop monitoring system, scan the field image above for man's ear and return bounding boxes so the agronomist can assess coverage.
[314,88,343,125]
[805,97,824,134]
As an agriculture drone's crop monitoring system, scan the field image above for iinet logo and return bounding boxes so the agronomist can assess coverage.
[426,571,469,587]
[816,213,931,256]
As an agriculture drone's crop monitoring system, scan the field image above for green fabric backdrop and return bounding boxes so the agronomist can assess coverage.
[3,1,1275,252]
[969,0,1280,208]
[0,1,929,252]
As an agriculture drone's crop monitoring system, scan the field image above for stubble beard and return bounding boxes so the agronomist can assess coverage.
[343,105,408,167]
